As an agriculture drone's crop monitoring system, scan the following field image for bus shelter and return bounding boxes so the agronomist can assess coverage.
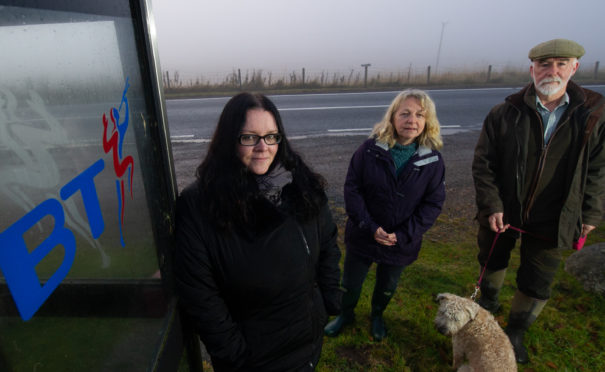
[0,0,201,370]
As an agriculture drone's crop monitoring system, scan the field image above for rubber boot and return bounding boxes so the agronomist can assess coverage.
[370,289,394,342]
[324,288,361,337]
[477,268,506,313]
[505,290,547,364]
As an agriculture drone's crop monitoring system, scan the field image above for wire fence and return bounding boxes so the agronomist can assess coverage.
[162,62,604,95]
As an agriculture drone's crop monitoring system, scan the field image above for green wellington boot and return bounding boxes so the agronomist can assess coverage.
[505,290,547,364]
[324,288,361,337]
[370,315,387,341]
[477,268,507,313]
[370,289,394,342]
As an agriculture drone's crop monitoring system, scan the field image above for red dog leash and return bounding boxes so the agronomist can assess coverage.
[471,225,537,301]
[471,223,586,301]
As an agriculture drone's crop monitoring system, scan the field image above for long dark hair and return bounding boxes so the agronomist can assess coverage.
[196,92,326,230]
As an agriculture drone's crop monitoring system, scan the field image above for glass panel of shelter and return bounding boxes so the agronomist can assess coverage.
[0,1,182,371]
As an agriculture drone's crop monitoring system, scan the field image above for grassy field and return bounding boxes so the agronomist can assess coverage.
[316,210,605,372]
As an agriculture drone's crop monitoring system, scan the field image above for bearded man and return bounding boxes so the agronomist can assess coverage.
[472,38,605,364]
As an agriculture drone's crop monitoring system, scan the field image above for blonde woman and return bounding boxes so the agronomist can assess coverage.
[325,89,445,341]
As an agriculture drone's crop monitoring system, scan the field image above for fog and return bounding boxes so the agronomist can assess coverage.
[150,0,605,83]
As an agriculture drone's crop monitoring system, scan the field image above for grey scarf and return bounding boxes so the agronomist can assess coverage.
[255,165,293,206]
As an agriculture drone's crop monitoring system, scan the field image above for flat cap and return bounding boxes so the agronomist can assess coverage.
[528,38,585,60]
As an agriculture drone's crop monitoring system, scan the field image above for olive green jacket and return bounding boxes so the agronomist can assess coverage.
[472,81,605,248]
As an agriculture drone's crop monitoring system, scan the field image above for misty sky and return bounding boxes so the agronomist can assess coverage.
[151,0,605,82]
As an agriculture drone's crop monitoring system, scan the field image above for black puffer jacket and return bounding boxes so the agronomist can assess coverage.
[174,180,341,371]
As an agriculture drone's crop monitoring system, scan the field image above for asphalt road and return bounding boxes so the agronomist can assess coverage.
[166,85,605,140]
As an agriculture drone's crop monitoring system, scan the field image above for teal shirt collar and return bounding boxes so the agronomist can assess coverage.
[536,92,569,144]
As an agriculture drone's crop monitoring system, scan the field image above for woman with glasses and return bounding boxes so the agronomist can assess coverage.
[174,92,342,371]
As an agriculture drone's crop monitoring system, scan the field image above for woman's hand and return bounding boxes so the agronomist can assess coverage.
[374,227,397,246]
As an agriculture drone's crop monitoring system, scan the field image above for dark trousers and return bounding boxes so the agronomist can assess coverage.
[477,225,562,300]
[342,252,405,296]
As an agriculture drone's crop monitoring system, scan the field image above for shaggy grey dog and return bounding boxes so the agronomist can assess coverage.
[435,293,517,372]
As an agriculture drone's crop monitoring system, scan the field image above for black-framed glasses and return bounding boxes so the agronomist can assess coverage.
[238,133,282,146]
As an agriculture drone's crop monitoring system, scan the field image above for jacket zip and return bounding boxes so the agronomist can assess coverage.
[297,224,311,255]
[523,110,546,221]
[296,223,316,366]
[523,110,571,221]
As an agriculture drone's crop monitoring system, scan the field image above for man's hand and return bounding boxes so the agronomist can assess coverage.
[581,224,595,237]
[573,224,594,250]
[374,227,397,246]
[488,212,510,232]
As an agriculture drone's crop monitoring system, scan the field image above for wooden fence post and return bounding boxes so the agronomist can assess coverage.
[427,65,431,85]
[361,64,371,87]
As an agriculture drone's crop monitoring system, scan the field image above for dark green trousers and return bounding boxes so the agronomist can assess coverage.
[342,252,405,301]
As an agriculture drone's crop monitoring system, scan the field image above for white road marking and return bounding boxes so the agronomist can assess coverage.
[279,105,388,111]
[328,128,372,132]
[171,134,195,139]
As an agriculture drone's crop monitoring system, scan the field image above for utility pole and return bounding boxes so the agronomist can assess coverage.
[435,21,448,74]
[361,63,371,87]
